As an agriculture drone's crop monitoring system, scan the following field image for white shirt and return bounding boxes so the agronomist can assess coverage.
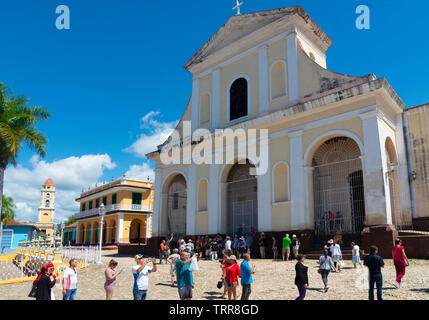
[62,267,77,290]
[330,244,342,256]
[132,265,152,291]
[225,240,231,251]
[352,245,360,257]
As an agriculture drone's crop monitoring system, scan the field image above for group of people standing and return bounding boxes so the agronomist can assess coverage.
[31,258,78,300]
[294,238,410,300]
[31,235,411,301]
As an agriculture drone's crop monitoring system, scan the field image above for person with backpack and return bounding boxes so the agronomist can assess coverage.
[318,250,335,292]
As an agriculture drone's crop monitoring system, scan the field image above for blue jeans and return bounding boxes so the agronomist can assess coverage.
[133,289,148,300]
[369,275,383,300]
[63,289,77,300]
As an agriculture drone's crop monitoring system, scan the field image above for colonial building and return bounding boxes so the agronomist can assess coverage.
[34,178,56,237]
[74,177,154,246]
[145,6,429,255]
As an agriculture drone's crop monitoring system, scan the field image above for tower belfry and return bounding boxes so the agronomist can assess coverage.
[35,178,56,237]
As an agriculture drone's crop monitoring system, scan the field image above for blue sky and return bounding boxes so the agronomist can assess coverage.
[1,0,428,222]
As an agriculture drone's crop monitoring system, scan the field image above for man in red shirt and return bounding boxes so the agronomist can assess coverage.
[159,240,166,264]
[225,255,241,300]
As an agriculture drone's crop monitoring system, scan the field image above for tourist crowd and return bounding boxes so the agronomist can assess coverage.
[29,233,411,301]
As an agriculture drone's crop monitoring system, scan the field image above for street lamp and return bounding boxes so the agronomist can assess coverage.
[97,203,106,264]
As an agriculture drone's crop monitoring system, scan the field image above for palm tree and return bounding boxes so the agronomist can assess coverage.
[1,195,16,225]
[0,82,50,248]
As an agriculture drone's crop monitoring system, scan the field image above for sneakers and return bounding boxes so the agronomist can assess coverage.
[392,282,400,288]
[324,286,329,293]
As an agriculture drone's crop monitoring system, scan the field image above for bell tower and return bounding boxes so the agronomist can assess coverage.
[35,178,56,237]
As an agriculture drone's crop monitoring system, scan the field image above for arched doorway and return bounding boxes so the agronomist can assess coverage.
[226,160,258,235]
[130,219,142,243]
[311,137,365,237]
[111,220,116,243]
[166,174,187,238]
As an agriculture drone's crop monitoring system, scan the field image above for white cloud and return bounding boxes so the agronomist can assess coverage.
[124,111,177,158]
[4,154,116,224]
[125,162,155,182]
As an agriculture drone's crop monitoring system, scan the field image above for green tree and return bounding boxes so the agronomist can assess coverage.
[1,195,15,225]
[64,215,75,226]
[0,82,50,247]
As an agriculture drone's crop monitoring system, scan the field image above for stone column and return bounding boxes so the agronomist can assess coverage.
[257,142,272,231]
[151,169,161,237]
[208,164,220,234]
[186,164,197,235]
[258,45,269,116]
[361,113,391,225]
[286,30,300,106]
[191,77,200,133]
[211,69,220,129]
[117,213,124,244]
[289,130,306,229]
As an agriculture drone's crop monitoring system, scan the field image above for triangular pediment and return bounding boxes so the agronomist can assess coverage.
[184,6,331,71]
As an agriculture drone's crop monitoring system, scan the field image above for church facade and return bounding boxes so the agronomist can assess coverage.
[145,6,429,251]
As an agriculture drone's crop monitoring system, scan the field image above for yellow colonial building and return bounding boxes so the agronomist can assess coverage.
[34,178,56,238]
[74,177,153,245]
[145,6,429,254]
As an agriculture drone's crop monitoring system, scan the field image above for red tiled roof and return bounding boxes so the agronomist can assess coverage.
[2,219,38,229]
[44,178,55,186]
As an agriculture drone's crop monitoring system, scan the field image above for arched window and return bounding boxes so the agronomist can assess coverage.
[45,200,50,207]
[46,193,50,199]
[270,61,287,100]
[273,162,289,202]
[229,77,248,121]
[200,93,211,126]
[198,179,208,212]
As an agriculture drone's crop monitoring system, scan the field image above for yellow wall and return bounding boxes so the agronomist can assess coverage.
[195,211,208,235]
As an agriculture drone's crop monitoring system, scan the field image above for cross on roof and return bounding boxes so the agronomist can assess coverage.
[233,0,244,15]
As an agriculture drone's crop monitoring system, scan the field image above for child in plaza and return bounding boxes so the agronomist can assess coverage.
[225,255,241,300]
[240,253,255,300]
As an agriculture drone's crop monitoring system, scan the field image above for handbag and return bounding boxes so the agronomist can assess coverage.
[338,259,345,268]
[28,284,37,298]
[217,280,223,289]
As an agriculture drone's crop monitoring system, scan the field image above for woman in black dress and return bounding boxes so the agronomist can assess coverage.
[35,263,57,300]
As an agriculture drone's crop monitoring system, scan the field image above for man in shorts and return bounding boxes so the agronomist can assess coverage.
[351,242,362,268]
[176,251,194,300]
[282,234,291,261]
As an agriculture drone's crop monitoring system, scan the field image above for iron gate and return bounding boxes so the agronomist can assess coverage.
[232,200,254,236]
[313,158,365,236]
